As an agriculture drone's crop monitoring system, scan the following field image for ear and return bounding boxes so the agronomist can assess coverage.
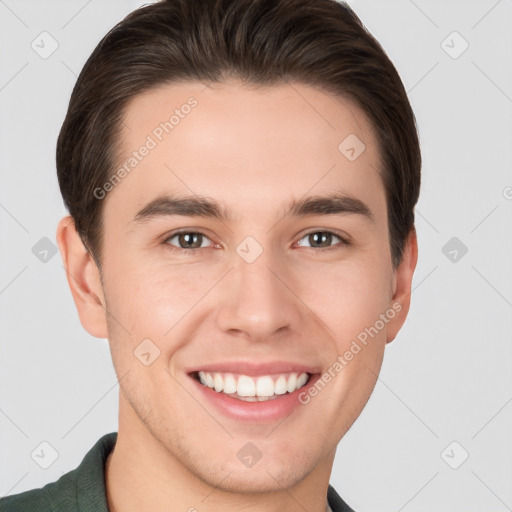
[386,228,418,344]
[56,215,108,339]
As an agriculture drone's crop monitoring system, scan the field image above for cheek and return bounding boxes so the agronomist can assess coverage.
[294,258,392,341]
[112,262,218,335]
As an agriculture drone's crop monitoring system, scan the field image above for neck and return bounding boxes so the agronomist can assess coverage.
[105,401,335,512]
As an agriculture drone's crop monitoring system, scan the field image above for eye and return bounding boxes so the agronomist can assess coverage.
[162,229,350,255]
[163,231,213,253]
[294,230,349,251]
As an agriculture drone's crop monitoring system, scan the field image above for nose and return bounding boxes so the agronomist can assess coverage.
[215,247,303,342]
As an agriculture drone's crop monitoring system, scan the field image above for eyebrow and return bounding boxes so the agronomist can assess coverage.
[132,192,374,224]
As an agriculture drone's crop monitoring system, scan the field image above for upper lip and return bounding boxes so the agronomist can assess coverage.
[186,360,321,377]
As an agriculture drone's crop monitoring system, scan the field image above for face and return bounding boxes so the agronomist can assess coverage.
[58,79,417,493]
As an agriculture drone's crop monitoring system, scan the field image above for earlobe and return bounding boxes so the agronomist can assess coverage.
[386,228,418,344]
[56,215,108,339]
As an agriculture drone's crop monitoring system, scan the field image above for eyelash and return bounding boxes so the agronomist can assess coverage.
[162,229,350,255]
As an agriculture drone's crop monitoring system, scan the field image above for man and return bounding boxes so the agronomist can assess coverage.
[0,0,420,510]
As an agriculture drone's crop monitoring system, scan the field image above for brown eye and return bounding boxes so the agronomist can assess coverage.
[296,231,348,250]
[164,231,210,251]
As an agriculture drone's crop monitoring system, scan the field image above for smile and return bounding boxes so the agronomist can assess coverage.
[193,371,311,401]
[186,360,321,422]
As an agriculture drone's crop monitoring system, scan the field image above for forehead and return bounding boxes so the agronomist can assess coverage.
[105,79,386,228]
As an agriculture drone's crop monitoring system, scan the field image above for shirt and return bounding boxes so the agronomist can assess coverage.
[0,432,355,512]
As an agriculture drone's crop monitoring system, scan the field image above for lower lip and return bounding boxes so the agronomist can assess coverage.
[189,373,321,423]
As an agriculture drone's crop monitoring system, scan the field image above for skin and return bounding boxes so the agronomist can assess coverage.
[56,79,417,512]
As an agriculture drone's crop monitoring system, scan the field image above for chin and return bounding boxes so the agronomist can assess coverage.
[206,463,309,495]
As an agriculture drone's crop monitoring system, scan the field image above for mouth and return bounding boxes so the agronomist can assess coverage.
[185,360,322,422]
[186,363,321,425]
[189,370,312,402]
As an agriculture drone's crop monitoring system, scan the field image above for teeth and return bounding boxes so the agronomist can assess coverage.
[205,372,214,388]
[274,375,287,395]
[256,376,274,397]
[223,373,237,394]
[197,371,310,398]
[237,375,255,396]
[297,373,308,388]
[286,373,297,393]
[213,373,223,392]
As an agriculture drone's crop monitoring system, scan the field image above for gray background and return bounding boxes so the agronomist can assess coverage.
[1,1,511,511]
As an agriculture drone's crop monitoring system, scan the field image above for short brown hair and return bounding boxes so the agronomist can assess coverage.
[56,0,421,270]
